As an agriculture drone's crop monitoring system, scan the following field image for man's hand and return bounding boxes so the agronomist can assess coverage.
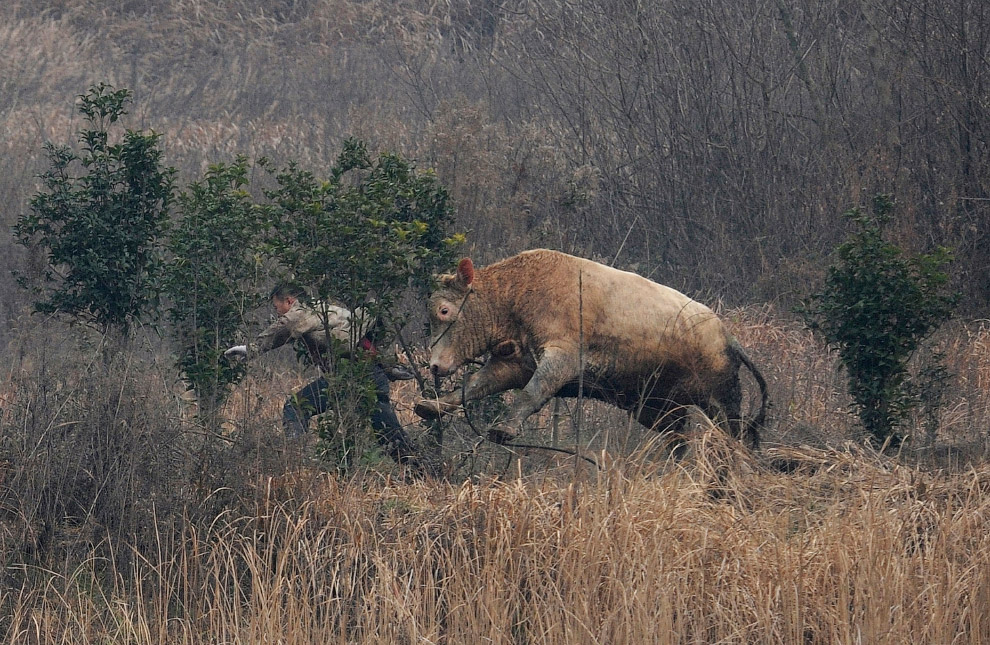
[224,345,248,360]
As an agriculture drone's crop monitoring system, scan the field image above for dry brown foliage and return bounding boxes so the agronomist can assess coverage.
[2,310,986,643]
[3,433,989,643]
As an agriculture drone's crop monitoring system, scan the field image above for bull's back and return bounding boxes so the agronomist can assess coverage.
[492,250,731,379]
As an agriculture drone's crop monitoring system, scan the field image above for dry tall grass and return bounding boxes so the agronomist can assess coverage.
[2,311,990,644]
[4,435,989,644]
[9,268,986,637]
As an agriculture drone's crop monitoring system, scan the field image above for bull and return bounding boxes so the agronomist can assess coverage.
[414,249,768,448]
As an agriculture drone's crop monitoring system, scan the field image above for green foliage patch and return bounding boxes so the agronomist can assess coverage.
[260,138,463,460]
[261,138,462,329]
[163,155,265,421]
[16,84,464,455]
[801,195,957,447]
[14,84,174,338]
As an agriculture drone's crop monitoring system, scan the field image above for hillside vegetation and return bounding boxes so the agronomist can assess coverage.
[2,306,989,643]
[1,1,989,643]
[1,0,988,311]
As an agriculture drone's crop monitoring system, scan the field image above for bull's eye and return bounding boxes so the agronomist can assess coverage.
[439,306,450,317]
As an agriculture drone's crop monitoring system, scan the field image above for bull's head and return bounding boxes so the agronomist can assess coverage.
[427,257,481,378]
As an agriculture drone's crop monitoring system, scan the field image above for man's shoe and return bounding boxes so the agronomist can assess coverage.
[414,399,443,419]
[384,364,417,381]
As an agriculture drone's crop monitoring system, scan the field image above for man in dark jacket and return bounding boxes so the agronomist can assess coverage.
[225,284,419,467]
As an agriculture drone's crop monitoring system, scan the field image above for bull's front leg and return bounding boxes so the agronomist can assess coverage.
[414,353,534,420]
[491,344,582,443]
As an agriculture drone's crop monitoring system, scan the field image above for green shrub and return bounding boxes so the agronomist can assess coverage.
[262,138,462,323]
[260,138,463,463]
[801,195,957,447]
[14,83,173,340]
[163,155,265,422]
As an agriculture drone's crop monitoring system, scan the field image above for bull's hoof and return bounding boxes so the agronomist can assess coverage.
[414,399,444,420]
[487,426,518,444]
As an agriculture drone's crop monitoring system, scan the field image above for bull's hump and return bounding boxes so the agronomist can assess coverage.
[480,249,721,344]
[513,249,696,296]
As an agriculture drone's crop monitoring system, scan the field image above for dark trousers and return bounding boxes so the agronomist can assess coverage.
[283,364,417,463]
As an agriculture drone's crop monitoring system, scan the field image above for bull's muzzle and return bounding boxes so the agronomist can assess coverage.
[429,362,452,378]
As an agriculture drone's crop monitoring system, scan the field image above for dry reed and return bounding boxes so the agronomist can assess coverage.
[4,431,990,644]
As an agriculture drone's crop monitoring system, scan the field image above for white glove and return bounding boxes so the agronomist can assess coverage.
[224,345,248,360]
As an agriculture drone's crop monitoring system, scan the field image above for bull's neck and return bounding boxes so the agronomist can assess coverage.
[475,282,518,356]
[464,285,506,357]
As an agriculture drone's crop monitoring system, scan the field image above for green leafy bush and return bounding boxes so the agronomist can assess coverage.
[261,138,463,461]
[801,195,957,447]
[262,138,462,325]
[15,85,463,467]
[14,83,173,339]
[163,156,265,421]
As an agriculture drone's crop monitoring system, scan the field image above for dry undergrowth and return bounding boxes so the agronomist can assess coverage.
[3,431,989,644]
[2,293,989,645]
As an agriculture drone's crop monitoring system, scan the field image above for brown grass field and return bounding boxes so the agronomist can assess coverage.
[8,449,990,644]
[2,308,989,644]
[3,441,990,644]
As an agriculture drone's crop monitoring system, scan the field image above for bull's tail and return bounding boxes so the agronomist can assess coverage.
[730,338,769,450]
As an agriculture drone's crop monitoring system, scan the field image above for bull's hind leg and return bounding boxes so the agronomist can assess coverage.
[637,404,692,460]
[706,374,759,449]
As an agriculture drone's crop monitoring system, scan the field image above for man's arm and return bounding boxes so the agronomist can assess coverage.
[225,301,360,363]
[226,308,305,362]
[248,313,295,357]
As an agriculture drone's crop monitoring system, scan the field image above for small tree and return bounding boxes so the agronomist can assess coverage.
[801,195,957,447]
[14,83,173,341]
[163,156,265,424]
[261,138,463,466]
[263,139,461,323]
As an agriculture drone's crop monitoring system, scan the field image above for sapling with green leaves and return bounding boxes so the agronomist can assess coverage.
[801,195,957,448]
[15,83,173,345]
[247,138,463,468]
[262,138,462,334]
[163,156,265,424]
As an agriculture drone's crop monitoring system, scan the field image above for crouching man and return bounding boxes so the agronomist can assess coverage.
[225,284,420,469]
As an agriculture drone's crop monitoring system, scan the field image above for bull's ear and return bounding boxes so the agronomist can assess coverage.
[455,257,475,288]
